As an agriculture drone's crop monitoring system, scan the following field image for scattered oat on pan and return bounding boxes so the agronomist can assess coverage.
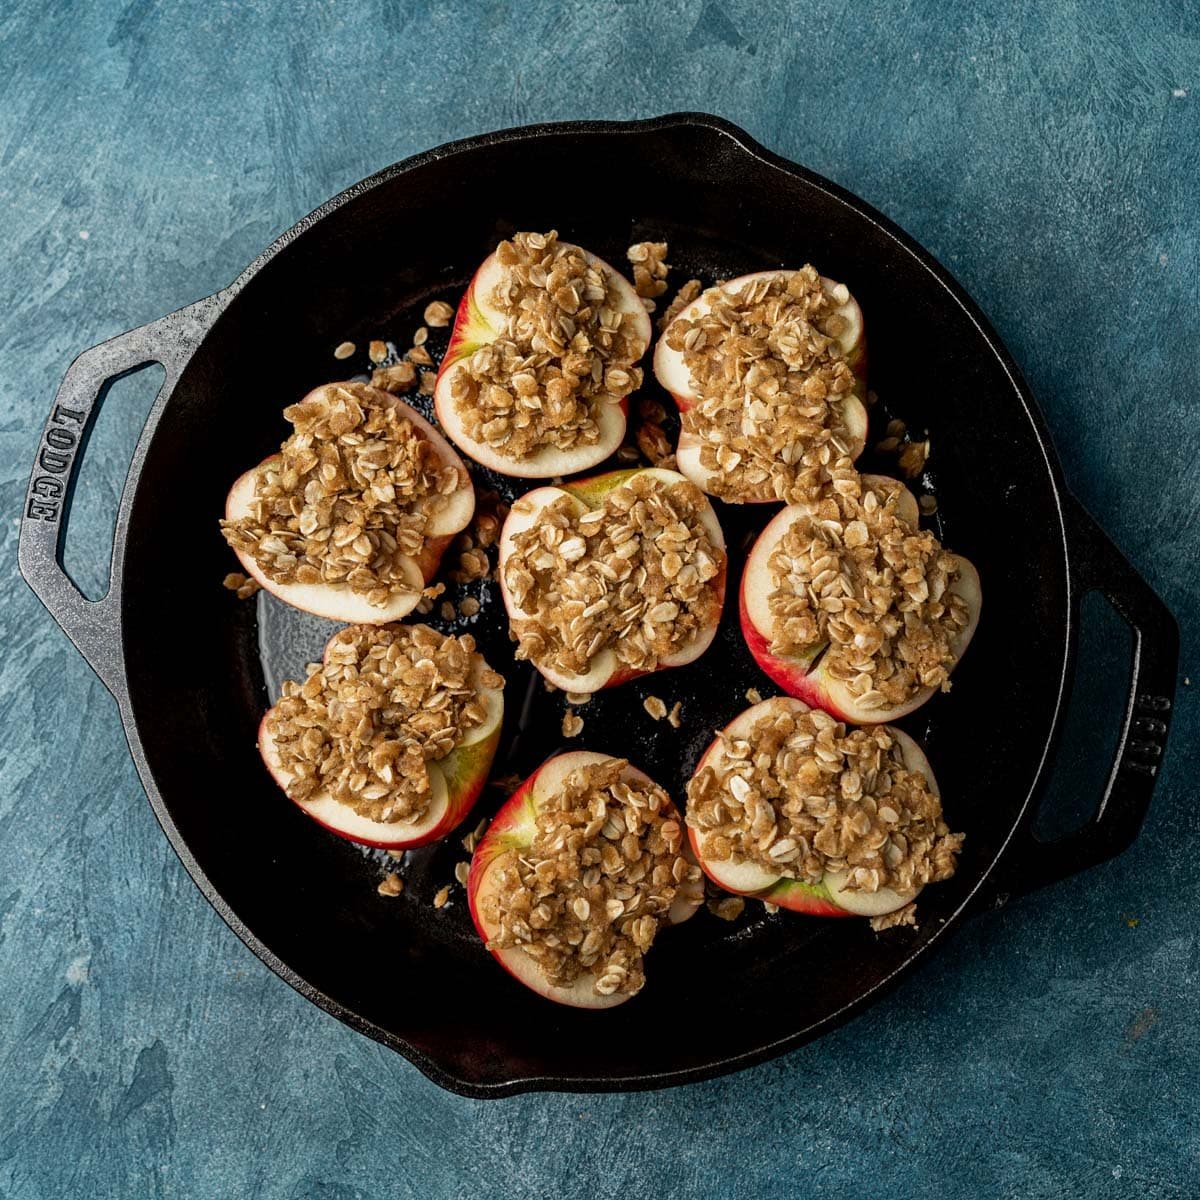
[370,361,417,394]
[627,241,669,311]
[222,571,261,600]
[708,896,745,922]
[870,902,917,931]
[424,300,455,327]
[377,873,405,897]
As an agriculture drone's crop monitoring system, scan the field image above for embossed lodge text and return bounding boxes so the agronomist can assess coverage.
[26,404,85,521]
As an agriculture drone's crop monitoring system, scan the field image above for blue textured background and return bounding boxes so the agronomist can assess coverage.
[3,2,1197,1197]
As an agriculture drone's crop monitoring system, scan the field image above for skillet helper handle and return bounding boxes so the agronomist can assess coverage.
[18,297,219,695]
[1003,491,1179,896]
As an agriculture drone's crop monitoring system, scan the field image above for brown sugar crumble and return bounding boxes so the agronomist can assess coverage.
[503,472,725,680]
[370,360,417,394]
[870,902,918,932]
[377,873,405,897]
[222,571,261,600]
[220,383,465,606]
[424,300,455,327]
[686,706,962,900]
[708,895,745,922]
[449,231,647,461]
[767,480,969,711]
[482,757,701,997]
[265,624,502,824]
[627,241,670,310]
[562,711,585,738]
[665,266,860,504]
[658,278,703,332]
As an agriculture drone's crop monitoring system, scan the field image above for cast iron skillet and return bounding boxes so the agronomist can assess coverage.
[19,114,1178,1097]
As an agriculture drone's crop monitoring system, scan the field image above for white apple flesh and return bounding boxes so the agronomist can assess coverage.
[468,751,703,1008]
[740,476,981,724]
[224,383,475,624]
[653,270,869,502]
[259,640,504,850]
[434,242,652,478]
[496,467,727,692]
[688,696,937,917]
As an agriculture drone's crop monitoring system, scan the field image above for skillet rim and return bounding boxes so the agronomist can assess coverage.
[112,112,1077,1097]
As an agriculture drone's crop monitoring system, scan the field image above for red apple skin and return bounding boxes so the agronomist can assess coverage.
[468,752,701,1008]
[496,467,727,693]
[686,697,933,918]
[434,244,648,479]
[686,826,848,917]
[228,455,459,614]
[258,625,503,851]
[224,384,474,624]
[738,482,981,724]
[654,270,869,504]
[737,581,842,716]
[259,712,501,850]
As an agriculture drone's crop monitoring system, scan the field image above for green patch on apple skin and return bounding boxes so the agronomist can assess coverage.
[443,293,497,367]
[561,468,642,509]
[765,875,848,917]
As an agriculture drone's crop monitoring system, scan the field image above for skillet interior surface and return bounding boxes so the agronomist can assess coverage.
[117,118,1069,1094]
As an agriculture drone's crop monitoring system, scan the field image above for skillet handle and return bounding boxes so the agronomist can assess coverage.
[1000,491,1179,897]
[18,296,221,695]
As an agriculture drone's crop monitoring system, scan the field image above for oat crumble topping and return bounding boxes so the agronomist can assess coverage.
[627,241,669,310]
[221,383,465,605]
[483,758,699,996]
[265,624,502,824]
[504,472,724,679]
[658,277,702,332]
[686,707,962,896]
[767,481,969,710]
[450,231,646,460]
[665,266,861,503]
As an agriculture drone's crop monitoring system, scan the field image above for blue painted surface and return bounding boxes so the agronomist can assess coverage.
[1,1,1197,1196]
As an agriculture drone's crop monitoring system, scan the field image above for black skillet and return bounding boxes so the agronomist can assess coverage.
[19,114,1179,1097]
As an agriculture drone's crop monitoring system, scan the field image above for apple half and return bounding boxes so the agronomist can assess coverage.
[497,466,727,692]
[433,241,653,478]
[740,475,981,724]
[653,270,869,502]
[258,636,504,851]
[225,383,475,624]
[687,696,935,917]
[468,751,703,1008]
